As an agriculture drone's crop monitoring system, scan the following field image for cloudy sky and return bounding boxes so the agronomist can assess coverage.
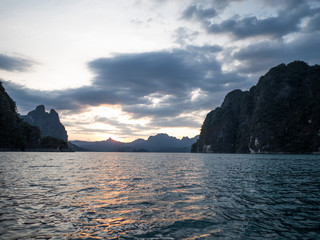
[1,0,319,141]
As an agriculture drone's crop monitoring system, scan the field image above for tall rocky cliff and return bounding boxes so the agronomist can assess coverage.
[0,82,41,150]
[192,61,320,154]
[22,105,68,141]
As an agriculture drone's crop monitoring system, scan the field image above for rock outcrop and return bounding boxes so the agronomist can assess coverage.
[22,105,68,141]
[192,61,320,154]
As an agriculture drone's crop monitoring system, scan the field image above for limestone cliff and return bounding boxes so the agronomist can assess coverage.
[22,105,68,141]
[192,61,320,153]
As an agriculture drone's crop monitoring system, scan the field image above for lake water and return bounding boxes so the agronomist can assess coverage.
[0,152,319,239]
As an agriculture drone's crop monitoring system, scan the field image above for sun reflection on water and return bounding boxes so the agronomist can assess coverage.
[63,153,219,239]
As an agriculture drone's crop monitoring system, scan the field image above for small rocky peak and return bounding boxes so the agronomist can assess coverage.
[28,105,47,119]
[221,89,244,109]
[35,105,45,112]
[49,109,59,119]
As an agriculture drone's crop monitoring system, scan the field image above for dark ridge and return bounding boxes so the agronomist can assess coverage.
[192,61,320,154]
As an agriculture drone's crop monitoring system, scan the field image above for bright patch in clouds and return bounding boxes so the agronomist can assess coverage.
[1,0,319,141]
[62,105,151,141]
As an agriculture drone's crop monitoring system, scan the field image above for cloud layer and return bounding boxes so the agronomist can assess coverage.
[183,0,319,39]
[0,54,34,72]
[2,0,320,140]
[3,46,245,118]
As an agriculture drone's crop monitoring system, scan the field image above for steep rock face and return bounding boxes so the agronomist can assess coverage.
[22,105,68,141]
[193,61,320,153]
[0,82,41,150]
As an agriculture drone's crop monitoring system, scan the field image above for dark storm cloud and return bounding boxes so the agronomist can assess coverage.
[261,0,310,10]
[183,0,319,40]
[182,0,245,18]
[2,81,80,113]
[88,51,202,97]
[185,44,222,53]
[0,54,34,72]
[3,80,140,113]
[86,48,246,118]
[87,47,241,99]
[207,16,297,39]
[305,12,320,32]
[208,5,317,39]
[4,46,248,127]
[233,32,320,74]
[182,4,217,21]
[120,83,244,119]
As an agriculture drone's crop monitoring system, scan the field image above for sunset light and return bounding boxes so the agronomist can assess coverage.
[1,0,319,141]
[1,0,320,239]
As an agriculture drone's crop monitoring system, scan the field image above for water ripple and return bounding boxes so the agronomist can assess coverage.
[0,152,320,239]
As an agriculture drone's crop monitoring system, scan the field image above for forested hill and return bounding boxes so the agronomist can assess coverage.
[192,61,320,154]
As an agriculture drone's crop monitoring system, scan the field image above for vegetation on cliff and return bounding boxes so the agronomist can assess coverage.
[192,61,320,153]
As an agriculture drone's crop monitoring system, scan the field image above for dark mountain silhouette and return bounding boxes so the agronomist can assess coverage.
[0,82,68,151]
[192,61,320,154]
[21,105,68,141]
[71,133,198,152]
[0,82,41,150]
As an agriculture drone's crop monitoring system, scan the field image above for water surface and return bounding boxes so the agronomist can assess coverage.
[0,152,319,239]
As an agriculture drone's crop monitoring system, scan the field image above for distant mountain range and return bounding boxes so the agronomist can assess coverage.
[71,133,198,152]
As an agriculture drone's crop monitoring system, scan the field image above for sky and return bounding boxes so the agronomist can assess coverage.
[1,0,320,142]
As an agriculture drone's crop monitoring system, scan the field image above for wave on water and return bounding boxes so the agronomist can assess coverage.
[0,152,319,239]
